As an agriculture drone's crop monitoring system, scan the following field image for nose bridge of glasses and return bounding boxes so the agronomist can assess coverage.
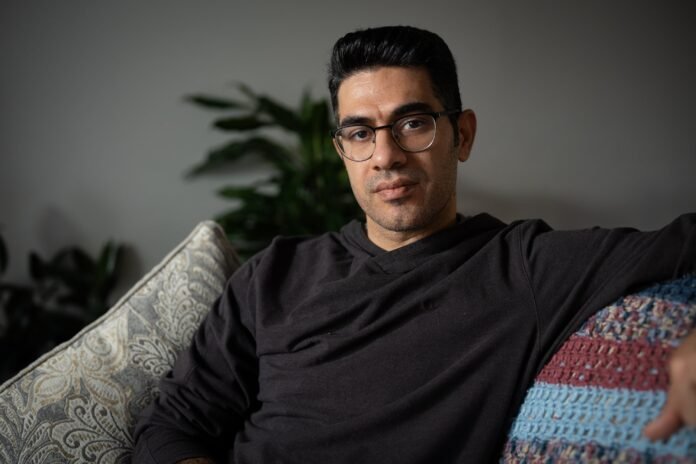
[373,122,396,139]
[373,122,402,149]
[370,125,413,171]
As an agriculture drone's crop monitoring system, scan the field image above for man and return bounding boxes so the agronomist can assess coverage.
[134,26,696,463]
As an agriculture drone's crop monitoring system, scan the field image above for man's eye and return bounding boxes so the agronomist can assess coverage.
[346,128,371,142]
[399,116,429,132]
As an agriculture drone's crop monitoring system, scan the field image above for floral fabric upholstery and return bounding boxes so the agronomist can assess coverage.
[0,221,239,463]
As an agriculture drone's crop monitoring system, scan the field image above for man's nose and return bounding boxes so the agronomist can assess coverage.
[371,128,407,170]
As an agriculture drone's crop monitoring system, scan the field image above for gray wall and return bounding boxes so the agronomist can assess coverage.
[2,1,695,294]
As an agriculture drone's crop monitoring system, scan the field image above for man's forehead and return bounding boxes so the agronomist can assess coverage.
[338,101,436,127]
[335,66,440,123]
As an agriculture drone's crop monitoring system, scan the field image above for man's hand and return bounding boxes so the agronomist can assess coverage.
[644,330,696,440]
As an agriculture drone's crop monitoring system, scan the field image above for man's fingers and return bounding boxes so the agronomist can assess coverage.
[666,344,696,424]
[643,405,683,441]
[643,346,696,441]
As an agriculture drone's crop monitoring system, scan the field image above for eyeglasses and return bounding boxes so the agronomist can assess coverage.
[331,110,460,162]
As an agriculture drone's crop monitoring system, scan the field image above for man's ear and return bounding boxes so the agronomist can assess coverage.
[455,109,477,162]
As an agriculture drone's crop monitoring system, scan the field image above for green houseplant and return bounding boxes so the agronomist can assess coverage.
[0,233,123,382]
[186,85,362,258]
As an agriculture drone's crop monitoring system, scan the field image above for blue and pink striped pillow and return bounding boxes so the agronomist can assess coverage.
[503,274,696,462]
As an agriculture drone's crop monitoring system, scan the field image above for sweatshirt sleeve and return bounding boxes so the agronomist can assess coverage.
[132,261,259,463]
[520,213,696,367]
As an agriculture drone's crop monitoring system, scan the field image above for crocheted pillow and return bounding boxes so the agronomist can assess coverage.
[502,274,696,462]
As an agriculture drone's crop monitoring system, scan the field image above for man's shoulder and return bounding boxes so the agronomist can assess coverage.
[462,213,554,244]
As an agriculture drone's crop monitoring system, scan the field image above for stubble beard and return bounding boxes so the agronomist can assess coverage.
[358,151,459,234]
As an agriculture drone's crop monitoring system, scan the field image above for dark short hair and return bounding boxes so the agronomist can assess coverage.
[328,26,462,132]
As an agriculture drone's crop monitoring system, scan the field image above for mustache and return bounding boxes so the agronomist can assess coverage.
[366,168,422,193]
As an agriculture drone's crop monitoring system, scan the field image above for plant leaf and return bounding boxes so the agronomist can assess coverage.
[93,241,122,305]
[187,137,296,176]
[185,94,248,110]
[236,83,257,100]
[29,252,46,280]
[53,247,95,274]
[213,115,268,131]
[256,96,302,132]
[97,241,122,280]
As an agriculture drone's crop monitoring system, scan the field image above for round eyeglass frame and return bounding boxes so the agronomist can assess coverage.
[331,109,461,162]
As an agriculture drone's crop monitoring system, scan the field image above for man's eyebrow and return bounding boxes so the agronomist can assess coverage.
[338,101,436,127]
[392,102,435,118]
[338,115,371,127]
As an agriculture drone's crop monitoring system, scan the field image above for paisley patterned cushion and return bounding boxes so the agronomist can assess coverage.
[0,221,240,464]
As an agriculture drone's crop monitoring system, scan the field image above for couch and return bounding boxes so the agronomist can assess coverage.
[0,221,694,463]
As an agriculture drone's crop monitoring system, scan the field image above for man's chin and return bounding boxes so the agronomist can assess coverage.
[368,210,430,233]
[364,196,456,235]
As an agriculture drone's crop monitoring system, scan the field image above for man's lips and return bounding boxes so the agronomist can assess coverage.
[372,179,418,200]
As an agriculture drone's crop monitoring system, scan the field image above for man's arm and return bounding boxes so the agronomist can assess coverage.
[644,329,696,440]
[133,264,259,463]
[526,213,696,365]
[523,213,696,439]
